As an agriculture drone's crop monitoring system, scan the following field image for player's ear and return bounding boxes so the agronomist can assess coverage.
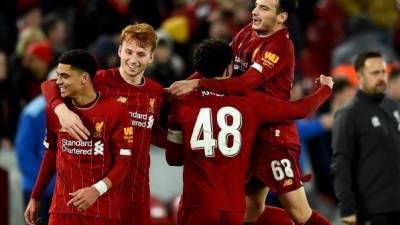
[118,45,122,58]
[81,72,90,84]
[277,12,288,24]
[149,52,155,64]
[223,64,233,79]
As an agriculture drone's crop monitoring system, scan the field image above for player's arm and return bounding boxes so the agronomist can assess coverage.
[150,96,168,149]
[24,108,57,225]
[165,129,184,166]
[169,42,289,96]
[258,75,333,122]
[67,106,133,211]
[197,42,294,95]
[41,80,90,141]
[151,126,168,149]
[165,102,184,166]
[331,107,358,221]
[169,68,264,96]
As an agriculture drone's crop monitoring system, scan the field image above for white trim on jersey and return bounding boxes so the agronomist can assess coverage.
[251,62,263,73]
[167,129,183,144]
[120,149,132,156]
[43,140,49,148]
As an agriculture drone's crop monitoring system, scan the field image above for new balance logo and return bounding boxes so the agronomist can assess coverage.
[94,141,104,155]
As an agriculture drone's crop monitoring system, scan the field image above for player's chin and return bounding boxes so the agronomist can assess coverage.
[251,23,263,32]
[60,90,68,97]
[60,93,69,98]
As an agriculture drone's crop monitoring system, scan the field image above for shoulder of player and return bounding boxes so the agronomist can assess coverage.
[93,68,118,84]
[95,68,109,78]
[143,76,164,91]
[99,95,126,109]
[262,37,293,54]
[238,23,252,34]
[233,23,253,41]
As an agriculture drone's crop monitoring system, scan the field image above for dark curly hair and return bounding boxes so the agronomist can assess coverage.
[58,49,98,78]
[193,39,232,78]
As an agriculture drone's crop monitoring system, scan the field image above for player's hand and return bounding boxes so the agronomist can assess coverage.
[24,199,41,225]
[341,214,356,225]
[169,79,199,96]
[317,75,334,89]
[54,103,90,140]
[67,187,100,211]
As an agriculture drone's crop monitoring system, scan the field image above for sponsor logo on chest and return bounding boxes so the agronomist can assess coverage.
[61,139,104,156]
[129,111,154,129]
[233,55,249,73]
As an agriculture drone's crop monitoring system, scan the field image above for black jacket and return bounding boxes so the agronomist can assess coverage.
[332,90,400,217]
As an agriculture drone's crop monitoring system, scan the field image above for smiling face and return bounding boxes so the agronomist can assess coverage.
[118,38,154,84]
[56,63,85,98]
[251,0,287,35]
[358,57,388,94]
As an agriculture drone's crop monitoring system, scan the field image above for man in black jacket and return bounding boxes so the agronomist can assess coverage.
[332,51,400,225]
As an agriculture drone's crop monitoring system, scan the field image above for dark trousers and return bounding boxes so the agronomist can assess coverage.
[358,211,400,225]
[24,191,52,225]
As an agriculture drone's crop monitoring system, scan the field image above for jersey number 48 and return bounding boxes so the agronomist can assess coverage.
[190,107,242,157]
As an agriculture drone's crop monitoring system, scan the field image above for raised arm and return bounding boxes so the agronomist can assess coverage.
[198,67,264,94]
[257,75,333,123]
[41,80,64,110]
[41,80,89,140]
[165,102,184,166]
[169,67,264,96]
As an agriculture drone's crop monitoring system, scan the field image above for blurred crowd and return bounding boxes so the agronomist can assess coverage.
[1,0,400,224]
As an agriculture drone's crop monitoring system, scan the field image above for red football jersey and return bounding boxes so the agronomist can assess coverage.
[232,24,294,100]
[94,69,165,202]
[45,95,133,219]
[198,24,299,146]
[42,68,165,202]
[166,87,331,212]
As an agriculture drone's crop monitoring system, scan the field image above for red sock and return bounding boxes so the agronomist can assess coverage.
[254,205,294,225]
[305,211,332,225]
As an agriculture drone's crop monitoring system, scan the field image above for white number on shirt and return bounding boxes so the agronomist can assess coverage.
[271,158,294,181]
[190,107,242,157]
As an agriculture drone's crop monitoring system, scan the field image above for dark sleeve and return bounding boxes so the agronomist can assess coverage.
[198,67,264,94]
[151,126,168,149]
[256,85,332,123]
[106,106,133,187]
[165,102,183,166]
[41,80,64,110]
[31,108,57,200]
[165,131,183,166]
[331,107,357,217]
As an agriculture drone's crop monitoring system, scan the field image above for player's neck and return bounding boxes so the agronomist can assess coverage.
[71,85,98,107]
[119,67,144,85]
[256,25,284,37]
